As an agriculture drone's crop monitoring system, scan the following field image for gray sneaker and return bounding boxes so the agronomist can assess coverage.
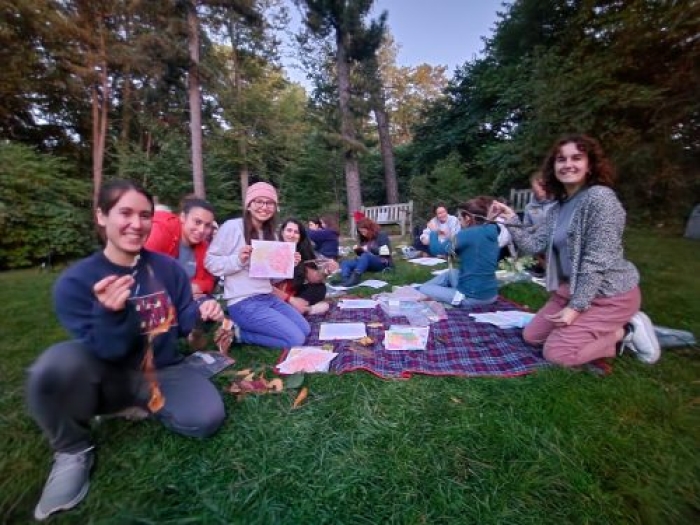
[34,447,94,521]
[622,311,661,364]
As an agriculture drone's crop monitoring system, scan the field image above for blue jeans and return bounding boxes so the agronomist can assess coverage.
[419,269,497,307]
[228,293,310,348]
[341,252,387,279]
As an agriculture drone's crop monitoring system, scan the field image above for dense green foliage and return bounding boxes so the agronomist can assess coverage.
[1,0,698,268]
[0,228,698,523]
[0,143,93,268]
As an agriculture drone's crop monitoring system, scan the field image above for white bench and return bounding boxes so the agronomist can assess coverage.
[509,188,533,214]
[350,201,414,237]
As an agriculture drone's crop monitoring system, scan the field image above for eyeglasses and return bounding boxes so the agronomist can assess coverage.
[250,199,276,209]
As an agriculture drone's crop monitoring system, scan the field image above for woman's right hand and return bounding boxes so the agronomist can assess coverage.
[93,275,135,311]
[239,245,253,265]
[489,201,516,221]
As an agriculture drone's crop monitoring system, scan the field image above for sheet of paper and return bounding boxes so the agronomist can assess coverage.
[327,279,388,291]
[383,326,430,351]
[319,322,367,340]
[249,240,295,279]
[469,311,535,329]
[277,346,338,374]
[408,257,447,266]
[338,299,378,309]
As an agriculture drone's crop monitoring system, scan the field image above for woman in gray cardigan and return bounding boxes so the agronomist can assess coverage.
[491,134,660,367]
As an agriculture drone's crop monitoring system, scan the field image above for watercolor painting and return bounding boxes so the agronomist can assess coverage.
[249,240,296,279]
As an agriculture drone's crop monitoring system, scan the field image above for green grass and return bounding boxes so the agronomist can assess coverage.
[1,228,699,524]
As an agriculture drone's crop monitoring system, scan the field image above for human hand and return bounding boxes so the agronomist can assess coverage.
[294,252,302,266]
[93,275,135,311]
[427,219,439,232]
[239,245,253,265]
[199,299,224,322]
[489,201,516,221]
[546,307,580,326]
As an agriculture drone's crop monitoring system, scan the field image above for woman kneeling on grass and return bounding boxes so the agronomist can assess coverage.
[27,179,226,521]
[418,197,500,307]
[274,218,339,316]
[490,134,661,367]
[205,182,311,348]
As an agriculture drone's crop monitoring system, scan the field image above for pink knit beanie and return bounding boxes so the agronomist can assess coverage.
[245,182,278,208]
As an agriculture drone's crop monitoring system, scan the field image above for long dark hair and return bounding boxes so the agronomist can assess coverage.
[280,218,316,289]
[541,134,616,200]
[243,210,277,244]
[96,179,154,243]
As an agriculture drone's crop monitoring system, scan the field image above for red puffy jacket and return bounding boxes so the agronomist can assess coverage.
[145,211,216,295]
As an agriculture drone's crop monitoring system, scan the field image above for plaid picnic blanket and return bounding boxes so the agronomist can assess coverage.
[303,298,552,379]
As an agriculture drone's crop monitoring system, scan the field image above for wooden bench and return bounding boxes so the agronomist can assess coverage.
[350,201,414,237]
[509,188,533,214]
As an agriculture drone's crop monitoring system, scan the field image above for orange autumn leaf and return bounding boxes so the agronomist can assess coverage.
[292,387,309,409]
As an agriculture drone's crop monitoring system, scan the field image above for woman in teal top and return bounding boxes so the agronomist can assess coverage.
[418,197,499,307]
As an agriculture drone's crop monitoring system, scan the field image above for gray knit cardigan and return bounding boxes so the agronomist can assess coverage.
[507,185,639,312]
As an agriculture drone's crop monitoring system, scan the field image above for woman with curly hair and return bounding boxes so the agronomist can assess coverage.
[339,217,393,287]
[491,134,660,367]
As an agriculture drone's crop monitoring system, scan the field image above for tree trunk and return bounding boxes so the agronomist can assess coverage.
[91,24,109,209]
[187,0,205,198]
[372,101,398,203]
[336,32,362,216]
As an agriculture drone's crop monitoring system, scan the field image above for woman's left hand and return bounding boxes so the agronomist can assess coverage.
[294,252,302,266]
[199,298,224,322]
[546,307,580,326]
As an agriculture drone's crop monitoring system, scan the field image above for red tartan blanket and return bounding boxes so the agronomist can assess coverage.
[302,298,552,379]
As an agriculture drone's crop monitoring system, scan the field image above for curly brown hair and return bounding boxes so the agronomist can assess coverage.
[540,134,615,200]
[355,217,381,241]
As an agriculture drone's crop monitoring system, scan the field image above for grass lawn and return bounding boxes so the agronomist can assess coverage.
[1,227,698,524]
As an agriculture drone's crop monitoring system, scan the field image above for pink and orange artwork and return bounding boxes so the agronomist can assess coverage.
[249,240,296,279]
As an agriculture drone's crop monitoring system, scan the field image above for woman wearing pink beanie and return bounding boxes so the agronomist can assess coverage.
[205,182,311,348]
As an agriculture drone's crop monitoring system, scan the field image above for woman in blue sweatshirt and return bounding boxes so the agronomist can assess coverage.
[418,197,500,307]
[27,180,225,521]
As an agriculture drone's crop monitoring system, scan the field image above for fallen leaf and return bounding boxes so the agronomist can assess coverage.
[450,396,462,404]
[293,387,309,409]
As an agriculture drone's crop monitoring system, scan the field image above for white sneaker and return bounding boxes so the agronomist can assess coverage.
[622,311,661,364]
[34,447,94,520]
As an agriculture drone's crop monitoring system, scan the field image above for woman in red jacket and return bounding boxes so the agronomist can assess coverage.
[145,196,216,298]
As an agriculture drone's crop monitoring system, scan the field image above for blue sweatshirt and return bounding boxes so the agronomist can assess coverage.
[430,224,499,300]
[53,250,201,368]
[307,228,340,259]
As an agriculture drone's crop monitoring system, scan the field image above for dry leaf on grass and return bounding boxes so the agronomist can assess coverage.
[292,387,309,409]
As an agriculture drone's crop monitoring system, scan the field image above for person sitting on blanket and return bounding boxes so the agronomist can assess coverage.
[27,179,226,521]
[490,133,661,367]
[307,213,340,260]
[414,202,461,257]
[274,218,339,316]
[418,197,500,307]
[339,217,393,287]
[205,182,311,349]
[145,194,217,300]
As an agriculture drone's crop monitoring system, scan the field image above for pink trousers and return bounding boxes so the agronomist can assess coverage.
[524,284,641,366]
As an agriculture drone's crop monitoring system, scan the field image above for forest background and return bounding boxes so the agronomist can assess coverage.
[0,0,698,269]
